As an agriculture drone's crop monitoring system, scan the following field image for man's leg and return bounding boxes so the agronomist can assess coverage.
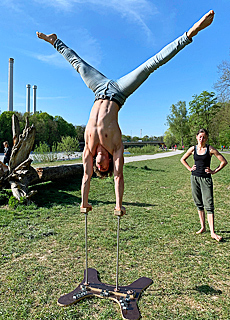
[115,10,214,98]
[36,32,109,93]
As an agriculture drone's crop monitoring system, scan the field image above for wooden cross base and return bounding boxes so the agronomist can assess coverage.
[58,268,152,320]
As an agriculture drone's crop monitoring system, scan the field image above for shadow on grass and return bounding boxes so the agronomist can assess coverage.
[87,200,156,208]
[125,165,165,172]
[30,179,156,209]
[31,178,82,207]
[194,285,222,295]
[149,284,222,297]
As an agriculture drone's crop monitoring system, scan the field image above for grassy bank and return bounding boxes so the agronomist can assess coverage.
[1,153,230,319]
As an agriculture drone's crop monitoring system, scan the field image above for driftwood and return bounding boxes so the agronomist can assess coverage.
[0,115,83,201]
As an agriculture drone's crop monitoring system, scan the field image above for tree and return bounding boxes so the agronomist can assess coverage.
[131,136,140,142]
[188,91,219,144]
[142,135,150,141]
[75,125,86,142]
[211,101,230,147]
[0,111,14,152]
[57,136,79,160]
[166,101,190,147]
[122,135,132,142]
[214,59,230,101]
[163,129,177,148]
[54,115,77,139]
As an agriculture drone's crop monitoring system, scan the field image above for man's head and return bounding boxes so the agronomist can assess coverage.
[93,147,113,178]
[3,141,8,147]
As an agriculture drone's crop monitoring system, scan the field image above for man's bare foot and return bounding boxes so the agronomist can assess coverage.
[211,233,223,242]
[187,10,215,39]
[196,227,206,234]
[36,32,57,45]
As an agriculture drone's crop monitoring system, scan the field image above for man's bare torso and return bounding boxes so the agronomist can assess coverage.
[84,99,122,156]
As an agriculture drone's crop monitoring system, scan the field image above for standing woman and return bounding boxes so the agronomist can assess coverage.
[181,129,228,242]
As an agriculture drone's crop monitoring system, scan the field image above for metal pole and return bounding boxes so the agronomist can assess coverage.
[8,58,14,111]
[85,212,88,285]
[26,84,31,113]
[33,85,37,114]
[80,206,91,285]
[115,216,120,291]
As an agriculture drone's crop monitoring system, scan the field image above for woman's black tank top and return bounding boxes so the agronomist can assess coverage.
[192,144,211,178]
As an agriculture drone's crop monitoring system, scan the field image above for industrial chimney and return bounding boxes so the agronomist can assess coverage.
[26,84,31,113]
[8,58,14,111]
[33,85,37,114]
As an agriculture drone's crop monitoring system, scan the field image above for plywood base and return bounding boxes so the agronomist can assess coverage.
[58,268,152,320]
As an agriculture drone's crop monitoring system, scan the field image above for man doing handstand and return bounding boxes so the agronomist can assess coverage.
[37,10,215,213]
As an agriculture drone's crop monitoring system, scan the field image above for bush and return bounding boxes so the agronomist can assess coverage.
[0,191,9,205]
[56,136,79,160]
[8,196,27,209]
[33,142,58,163]
[127,145,158,155]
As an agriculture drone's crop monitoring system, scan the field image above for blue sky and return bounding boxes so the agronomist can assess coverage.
[0,0,229,138]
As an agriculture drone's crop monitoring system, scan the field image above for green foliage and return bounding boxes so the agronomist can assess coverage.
[0,190,10,205]
[166,100,190,147]
[0,111,79,153]
[165,91,230,148]
[127,145,158,154]
[189,91,219,144]
[122,134,162,142]
[0,111,15,152]
[163,129,178,148]
[8,195,27,209]
[56,136,79,159]
[33,142,58,163]
[75,125,86,142]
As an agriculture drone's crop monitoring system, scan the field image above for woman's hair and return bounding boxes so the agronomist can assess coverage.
[93,153,114,178]
[196,128,209,137]
[3,141,9,146]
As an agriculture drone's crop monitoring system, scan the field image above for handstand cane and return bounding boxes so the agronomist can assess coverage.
[114,208,126,292]
[80,206,92,285]
[58,205,153,320]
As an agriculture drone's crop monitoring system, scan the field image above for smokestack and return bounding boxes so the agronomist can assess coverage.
[26,84,31,113]
[8,58,14,111]
[33,85,37,114]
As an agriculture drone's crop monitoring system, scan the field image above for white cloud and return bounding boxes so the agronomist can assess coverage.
[34,0,158,39]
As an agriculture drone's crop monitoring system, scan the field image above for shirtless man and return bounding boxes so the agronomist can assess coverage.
[37,10,215,212]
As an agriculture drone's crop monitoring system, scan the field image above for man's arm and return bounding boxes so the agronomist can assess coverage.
[81,147,94,209]
[113,144,124,212]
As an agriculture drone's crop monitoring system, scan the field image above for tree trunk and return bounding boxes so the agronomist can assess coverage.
[0,114,83,201]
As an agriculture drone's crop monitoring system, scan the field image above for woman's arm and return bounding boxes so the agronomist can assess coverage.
[180,146,196,172]
[205,147,228,174]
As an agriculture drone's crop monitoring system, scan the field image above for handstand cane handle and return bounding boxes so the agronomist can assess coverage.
[114,208,126,292]
[80,206,92,285]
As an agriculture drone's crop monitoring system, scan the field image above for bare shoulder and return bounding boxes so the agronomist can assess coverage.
[186,146,195,154]
[209,145,219,155]
[181,146,194,160]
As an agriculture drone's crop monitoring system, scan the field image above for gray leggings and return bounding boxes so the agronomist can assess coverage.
[191,175,214,214]
[54,32,191,107]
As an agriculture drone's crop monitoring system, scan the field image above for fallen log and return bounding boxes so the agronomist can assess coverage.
[35,163,83,183]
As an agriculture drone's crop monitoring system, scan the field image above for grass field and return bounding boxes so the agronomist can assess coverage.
[1,153,230,319]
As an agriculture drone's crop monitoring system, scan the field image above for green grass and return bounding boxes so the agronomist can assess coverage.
[1,153,230,319]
